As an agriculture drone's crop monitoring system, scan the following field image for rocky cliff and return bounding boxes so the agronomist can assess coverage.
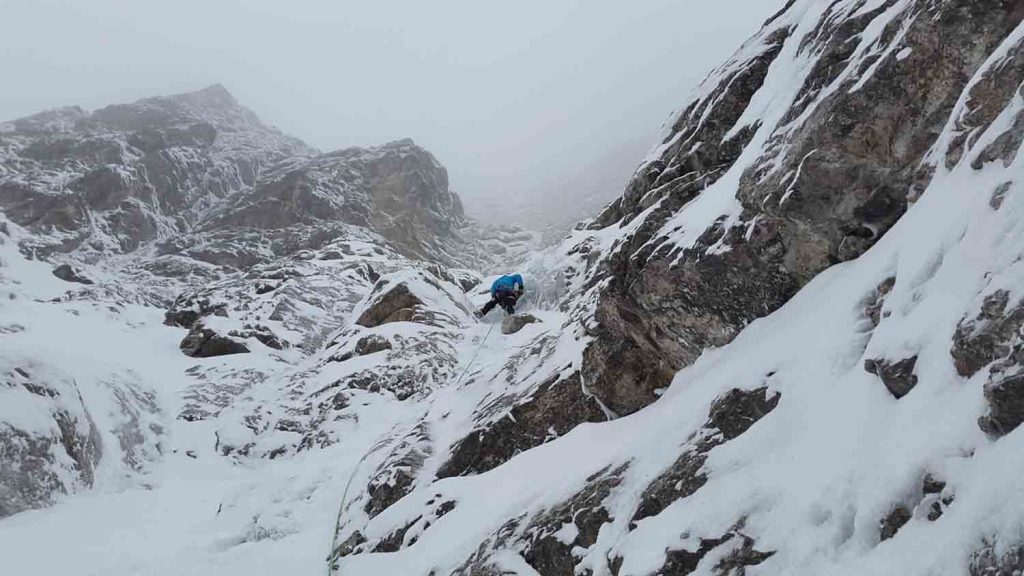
[3,1,1024,575]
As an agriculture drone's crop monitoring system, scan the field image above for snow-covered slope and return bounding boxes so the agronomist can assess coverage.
[0,85,536,520]
[3,1,1024,575]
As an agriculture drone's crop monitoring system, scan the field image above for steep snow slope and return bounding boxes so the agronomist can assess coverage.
[324,1,1024,574]
[3,1,1024,575]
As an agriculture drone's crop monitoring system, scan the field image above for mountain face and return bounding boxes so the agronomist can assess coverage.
[0,85,536,520]
[3,1,1024,575]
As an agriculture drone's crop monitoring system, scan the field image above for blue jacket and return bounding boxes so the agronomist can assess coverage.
[491,274,524,297]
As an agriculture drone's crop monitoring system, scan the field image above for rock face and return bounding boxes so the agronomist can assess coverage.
[0,84,536,272]
[573,0,1024,417]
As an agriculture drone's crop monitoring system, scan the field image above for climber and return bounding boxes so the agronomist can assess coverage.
[476,273,524,318]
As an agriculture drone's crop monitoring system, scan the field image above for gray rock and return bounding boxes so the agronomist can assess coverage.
[979,373,1024,437]
[52,264,93,285]
[864,356,919,399]
[179,326,249,358]
[880,506,912,541]
[354,334,392,356]
[356,283,423,328]
[576,0,1024,417]
[500,313,539,335]
[970,543,1024,576]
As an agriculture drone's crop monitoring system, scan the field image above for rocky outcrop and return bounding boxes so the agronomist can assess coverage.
[951,290,1024,436]
[355,270,469,329]
[575,0,1024,417]
[971,543,1024,576]
[437,372,607,479]
[864,356,919,399]
[179,326,250,358]
[0,85,534,273]
[0,85,309,257]
[634,386,779,523]
[0,368,102,518]
[356,283,425,328]
[51,264,93,285]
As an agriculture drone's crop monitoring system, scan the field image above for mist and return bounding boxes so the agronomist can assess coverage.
[0,0,783,229]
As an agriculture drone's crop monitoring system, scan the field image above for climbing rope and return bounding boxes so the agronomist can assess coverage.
[326,424,399,575]
[325,321,496,574]
[451,321,497,388]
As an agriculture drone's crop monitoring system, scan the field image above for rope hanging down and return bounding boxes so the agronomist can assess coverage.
[326,321,497,574]
[452,321,496,388]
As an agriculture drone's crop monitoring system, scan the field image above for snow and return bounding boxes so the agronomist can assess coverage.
[2,6,1024,576]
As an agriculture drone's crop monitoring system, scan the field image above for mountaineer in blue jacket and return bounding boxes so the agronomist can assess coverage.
[476,273,524,318]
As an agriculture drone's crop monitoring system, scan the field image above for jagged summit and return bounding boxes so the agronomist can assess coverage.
[0,86,532,268]
[86,83,274,135]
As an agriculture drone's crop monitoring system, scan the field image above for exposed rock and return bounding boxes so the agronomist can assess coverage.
[451,466,625,576]
[864,356,919,399]
[51,264,93,285]
[520,468,621,575]
[228,324,287,350]
[706,386,781,441]
[655,528,773,576]
[179,326,250,358]
[164,298,228,328]
[363,423,433,518]
[922,473,946,496]
[634,386,780,523]
[438,373,606,478]
[333,530,367,559]
[577,0,1024,418]
[633,449,708,522]
[501,313,540,335]
[950,290,1024,436]
[879,505,912,541]
[990,181,1012,210]
[354,334,392,356]
[863,277,896,328]
[951,290,1020,378]
[970,542,1024,576]
[254,281,279,295]
[0,372,102,519]
[979,373,1024,437]
[357,283,424,328]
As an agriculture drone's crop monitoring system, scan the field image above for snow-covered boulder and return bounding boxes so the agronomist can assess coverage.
[501,313,540,335]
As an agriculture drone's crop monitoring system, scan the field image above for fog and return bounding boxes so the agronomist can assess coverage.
[0,0,782,229]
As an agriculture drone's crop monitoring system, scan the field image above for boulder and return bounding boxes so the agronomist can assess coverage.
[501,313,540,335]
[354,334,392,356]
[51,264,93,285]
[979,373,1024,437]
[179,326,249,358]
[864,356,919,399]
[357,283,423,328]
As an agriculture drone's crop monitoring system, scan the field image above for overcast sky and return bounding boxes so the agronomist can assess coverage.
[1,0,782,226]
